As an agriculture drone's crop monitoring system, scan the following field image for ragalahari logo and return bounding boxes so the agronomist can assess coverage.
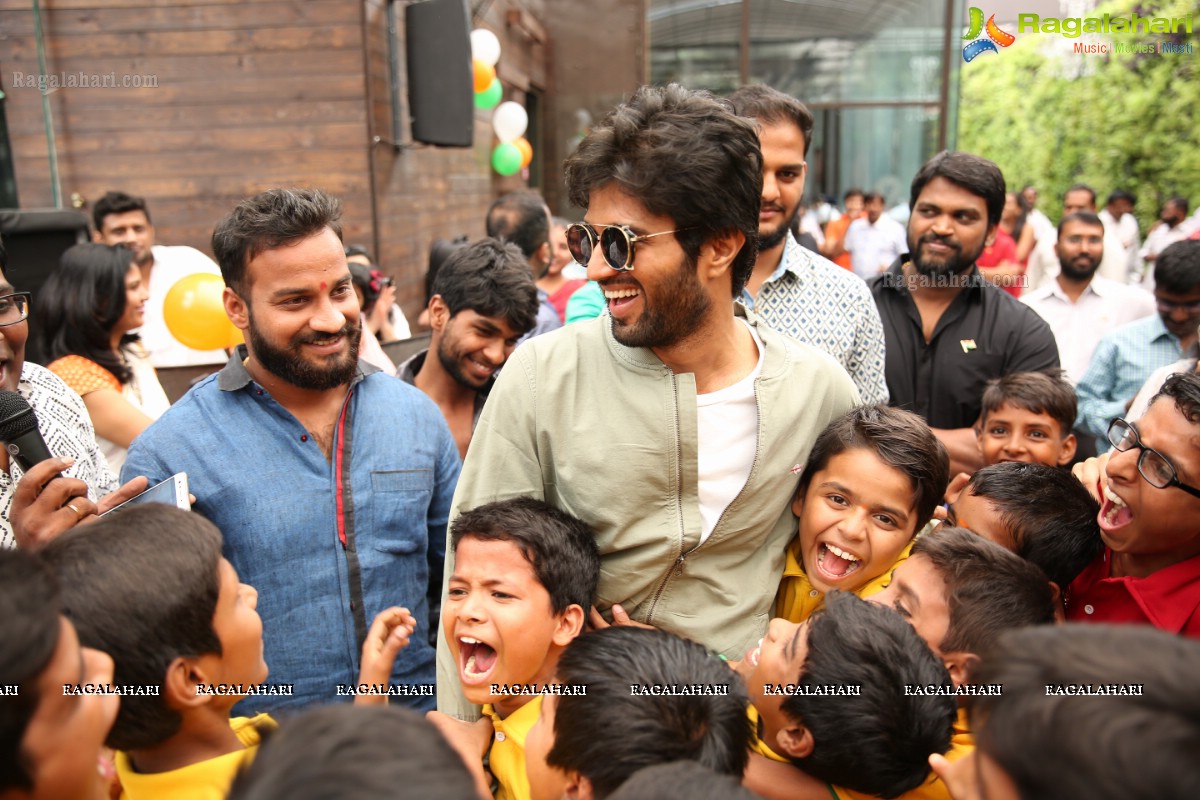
[962,7,1016,61]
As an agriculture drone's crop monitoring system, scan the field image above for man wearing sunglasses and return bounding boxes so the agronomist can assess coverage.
[437,83,860,720]
[726,85,888,405]
[1066,371,1200,639]
[1076,239,1200,452]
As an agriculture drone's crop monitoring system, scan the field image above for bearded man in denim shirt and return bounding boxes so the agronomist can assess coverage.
[123,189,460,713]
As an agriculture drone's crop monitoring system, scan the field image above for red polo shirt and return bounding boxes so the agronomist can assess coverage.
[1066,548,1200,638]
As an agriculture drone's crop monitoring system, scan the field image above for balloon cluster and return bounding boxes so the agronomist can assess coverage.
[163,274,243,351]
[471,28,532,177]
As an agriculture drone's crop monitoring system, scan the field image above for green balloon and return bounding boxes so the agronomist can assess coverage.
[492,143,522,175]
[475,79,502,109]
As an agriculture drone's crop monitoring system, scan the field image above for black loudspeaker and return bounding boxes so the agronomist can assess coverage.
[0,208,90,299]
[406,0,473,147]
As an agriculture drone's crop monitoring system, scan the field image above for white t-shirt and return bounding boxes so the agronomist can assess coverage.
[138,245,228,368]
[845,215,908,278]
[695,321,764,544]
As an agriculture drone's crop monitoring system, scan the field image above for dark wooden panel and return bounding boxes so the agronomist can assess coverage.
[0,1,356,35]
[5,25,362,60]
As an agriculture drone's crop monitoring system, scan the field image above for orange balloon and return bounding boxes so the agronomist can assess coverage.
[514,136,533,168]
[473,59,496,94]
[163,273,233,351]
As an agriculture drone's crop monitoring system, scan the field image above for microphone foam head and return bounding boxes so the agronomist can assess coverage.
[0,390,38,442]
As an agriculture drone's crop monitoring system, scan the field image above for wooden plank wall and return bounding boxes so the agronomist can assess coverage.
[1,0,375,258]
[0,0,556,322]
[361,0,549,316]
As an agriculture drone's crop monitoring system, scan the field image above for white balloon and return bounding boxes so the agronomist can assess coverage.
[471,29,501,67]
[492,101,528,143]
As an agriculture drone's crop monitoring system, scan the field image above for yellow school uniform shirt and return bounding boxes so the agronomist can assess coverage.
[775,539,915,622]
[832,708,973,800]
[746,704,790,763]
[115,713,276,800]
[482,695,542,800]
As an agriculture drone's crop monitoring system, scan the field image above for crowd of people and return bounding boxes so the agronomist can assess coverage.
[2,81,1199,800]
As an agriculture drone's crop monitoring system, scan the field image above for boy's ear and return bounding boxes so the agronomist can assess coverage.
[775,721,815,760]
[942,651,980,689]
[1057,432,1078,466]
[791,490,806,519]
[553,604,587,647]
[563,770,595,800]
[162,656,214,711]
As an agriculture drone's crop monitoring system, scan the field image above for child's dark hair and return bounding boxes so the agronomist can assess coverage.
[0,549,62,792]
[548,627,751,798]
[911,527,1057,656]
[39,504,224,751]
[966,625,1200,800]
[606,761,762,800]
[226,705,478,800]
[980,370,1077,436]
[451,497,600,614]
[965,463,1103,587]
[1153,370,1200,423]
[800,405,949,532]
[784,591,955,797]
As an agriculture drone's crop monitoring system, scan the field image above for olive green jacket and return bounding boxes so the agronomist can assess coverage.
[436,307,860,718]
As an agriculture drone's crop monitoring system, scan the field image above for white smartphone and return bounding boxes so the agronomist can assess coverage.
[100,472,190,517]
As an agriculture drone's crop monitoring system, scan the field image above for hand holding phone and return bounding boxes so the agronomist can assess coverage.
[99,473,190,517]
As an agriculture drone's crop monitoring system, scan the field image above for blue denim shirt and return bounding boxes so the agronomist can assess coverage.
[122,350,460,714]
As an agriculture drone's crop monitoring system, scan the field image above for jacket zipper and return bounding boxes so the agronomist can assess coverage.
[646,369,686,623]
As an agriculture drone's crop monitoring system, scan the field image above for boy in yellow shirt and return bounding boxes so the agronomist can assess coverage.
[40,505,415,800]
[777,405,949,622]
[431,498,599,800]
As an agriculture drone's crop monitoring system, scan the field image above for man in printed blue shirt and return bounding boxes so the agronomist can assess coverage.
[727,85,889,405]
[123,189,460,714]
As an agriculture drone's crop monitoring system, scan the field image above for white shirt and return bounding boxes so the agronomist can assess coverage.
[138,245,228,368]
[845,215,908,278]
[696,320,763,544]
[1098,209,1142,278]
[1021,275,1156,384]
[1026,208,1055,244]
[1,364,118,548]
[1140,218,1197,263]
[1025,226,1129,290]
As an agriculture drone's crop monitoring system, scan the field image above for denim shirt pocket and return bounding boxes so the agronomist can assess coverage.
[370,469,434,555]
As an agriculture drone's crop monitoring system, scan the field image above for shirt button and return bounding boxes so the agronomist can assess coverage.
[300,435,308,442]
[256,389,263,396]
[350,600,356,611]
[1084,604,1094,615]
[495,731,506,742]
[809,590,819,597]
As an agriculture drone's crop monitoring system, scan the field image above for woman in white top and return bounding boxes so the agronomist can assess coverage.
[33,243,170,470]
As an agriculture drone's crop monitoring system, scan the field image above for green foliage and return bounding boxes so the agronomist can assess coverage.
[959,0,1200,231]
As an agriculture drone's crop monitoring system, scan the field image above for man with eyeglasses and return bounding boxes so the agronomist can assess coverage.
[436,84,859,719]
[0,239,122,548]
[1065,371,1200,638]
[1076,239,1200,452]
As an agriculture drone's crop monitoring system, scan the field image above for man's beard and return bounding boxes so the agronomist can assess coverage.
[909,232,983,278]
[247,311,361,390]
[758,204,802,252]
[436,331,493,392]
[1059,254,1099,282]
[609,256,711,349]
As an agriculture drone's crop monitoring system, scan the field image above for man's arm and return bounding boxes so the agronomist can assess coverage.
[848,288,890,405]
[426,418,462,635]
[1075,339,1126,440]
[932,427,984,477]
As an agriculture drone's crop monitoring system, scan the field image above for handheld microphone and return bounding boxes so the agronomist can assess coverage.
[0,390,54,472]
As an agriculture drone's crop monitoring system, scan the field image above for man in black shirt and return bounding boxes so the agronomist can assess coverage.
[869,152,1059,475]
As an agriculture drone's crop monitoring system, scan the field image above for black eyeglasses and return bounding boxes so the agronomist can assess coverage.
[0,293,31,327]
[1107,418,1200,500]
[565,222,690,272]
